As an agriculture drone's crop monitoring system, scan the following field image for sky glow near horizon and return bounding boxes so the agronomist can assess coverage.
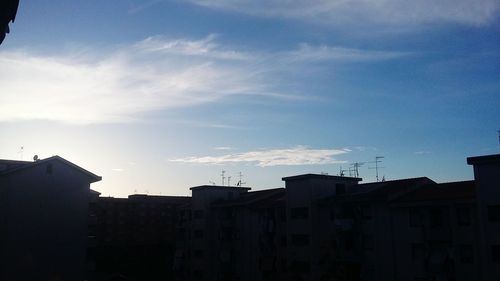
[0,0,499,197]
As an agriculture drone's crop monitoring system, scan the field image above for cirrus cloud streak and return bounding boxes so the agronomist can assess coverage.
[170,146,351,167]
[188,0,499,27]
[0,35,410,124]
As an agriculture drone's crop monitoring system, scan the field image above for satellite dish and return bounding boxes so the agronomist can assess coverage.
[33,155,39,161]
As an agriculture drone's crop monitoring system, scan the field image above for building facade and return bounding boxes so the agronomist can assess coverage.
[174,154,500,281]
[0,156,101,281]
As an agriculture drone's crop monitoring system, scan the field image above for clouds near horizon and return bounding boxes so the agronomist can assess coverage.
[170,146,351,167]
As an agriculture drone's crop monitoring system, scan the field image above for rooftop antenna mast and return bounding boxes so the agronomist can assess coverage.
[227,176,231,187]
[236,172,246,187]
[350,162,365,178]
[339,166,346,177]
[221,170,226,186]
[18,146,24,160]
[369,156,385,182]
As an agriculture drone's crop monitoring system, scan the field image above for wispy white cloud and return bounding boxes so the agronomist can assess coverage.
[414,151,431,155]
[187,0,499,27]
[213,146,233,150]
[0,35,409,124]
[170,146,350,167]
[286,43,411,62]
[128,0,165,14]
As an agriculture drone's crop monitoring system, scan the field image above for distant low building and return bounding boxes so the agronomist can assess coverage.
[87,193,190,281]
[0,156,101,281]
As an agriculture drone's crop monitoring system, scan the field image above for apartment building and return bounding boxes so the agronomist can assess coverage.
[87,194,190,281]
[0,156,101,281]
[175,153,500,281]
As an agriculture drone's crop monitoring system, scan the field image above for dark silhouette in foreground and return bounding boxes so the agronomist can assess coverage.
[0,0,19,45]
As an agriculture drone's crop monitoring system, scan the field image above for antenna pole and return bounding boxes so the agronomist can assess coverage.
[368,156,385,182]
[19,146,24,160]
[221,170,226,186]
[375,156,384,182]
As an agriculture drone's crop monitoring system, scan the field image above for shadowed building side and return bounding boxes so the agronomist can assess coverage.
[0,156,101,281]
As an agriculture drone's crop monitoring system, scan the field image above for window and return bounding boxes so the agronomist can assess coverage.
[194,249,204,258]
[492,245,500,262]
[459,245,473,264]
[363,234,374,250]
[488,205,500,222]
[291,234,310,246]
[361,205,372,220]
[336,184,346,195]
[329,208,335,220]
[291,260,310,273]
[194,210,204,219]
[456,207,471,226]
[409,209,423,227]
[412,243,425,261]
[429,208,444,228]
[291,207,309,219]
[193,230,203,239]
[281,235,287,247]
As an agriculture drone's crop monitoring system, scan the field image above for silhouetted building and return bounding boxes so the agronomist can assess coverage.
[0,0,19,45]
[0,156,101,281]
[87,193,190,281]
[174,154,500,281]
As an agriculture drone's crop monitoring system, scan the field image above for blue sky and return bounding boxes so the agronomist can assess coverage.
[0,0,499,196]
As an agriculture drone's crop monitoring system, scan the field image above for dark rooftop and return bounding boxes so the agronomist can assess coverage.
[282,173,361,182]
[213,188,285,208]
[395,180,475,203]
[467,154,500,165]
[190,185,251,191]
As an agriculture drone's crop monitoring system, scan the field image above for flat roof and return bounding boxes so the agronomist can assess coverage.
[190,185,251,191]
[282,173,361,182]
[467,154,500,165]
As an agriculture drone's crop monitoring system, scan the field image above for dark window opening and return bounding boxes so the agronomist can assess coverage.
[459,245,474,264]
[429,208,444,228]
[194,210,204,219]
[409,209,423,227]
[336,184,346,195]
[291,207,309,219]
[291,260,310,273]
[361,205,372,220]
[412,243,425,261]
[488,205,500,222]
[456,207,471,226]
[492,245,500,262]
[291,234,310,246]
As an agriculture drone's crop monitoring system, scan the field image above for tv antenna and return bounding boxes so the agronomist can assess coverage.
[339,166,347,177]
[18,146,24,160]
[349,162,365,178]
[236,172,246,187]
[368,156,385,182]
[221,170,226,186]
[227,176,232,187]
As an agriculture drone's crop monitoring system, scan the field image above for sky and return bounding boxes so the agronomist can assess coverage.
[0,0,499,197]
